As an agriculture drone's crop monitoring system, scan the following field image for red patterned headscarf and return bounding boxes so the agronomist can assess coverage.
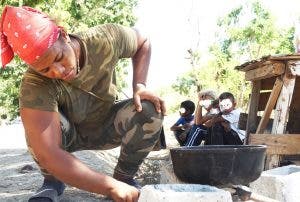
[0,6,60,67]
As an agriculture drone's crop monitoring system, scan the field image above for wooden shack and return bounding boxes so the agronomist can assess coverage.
[235,54,300,169]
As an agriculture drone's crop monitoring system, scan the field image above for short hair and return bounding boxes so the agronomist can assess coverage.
[180,100,195,113]
[219,92,235,102]
[198,90,217,100]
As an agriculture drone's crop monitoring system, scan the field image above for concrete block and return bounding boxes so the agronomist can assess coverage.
[138,184,232,202]
[250,165,300,202]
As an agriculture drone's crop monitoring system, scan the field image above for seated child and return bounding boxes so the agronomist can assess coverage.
[206,92,245,145]
[170,100,195,146]
[185,90,219,147]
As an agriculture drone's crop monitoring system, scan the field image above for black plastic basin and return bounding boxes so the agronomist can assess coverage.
[170,145,266,186]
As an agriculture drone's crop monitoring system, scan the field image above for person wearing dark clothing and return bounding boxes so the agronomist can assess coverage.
[170,100,195,146]
[185,90,219,146]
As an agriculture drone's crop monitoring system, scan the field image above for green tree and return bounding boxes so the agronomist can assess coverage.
[0,60,26,120]
[0,0,137,122]
[217,1,294,61]
[173,1,295,109]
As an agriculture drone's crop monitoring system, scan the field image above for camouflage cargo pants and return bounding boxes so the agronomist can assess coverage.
[26,99,164,179]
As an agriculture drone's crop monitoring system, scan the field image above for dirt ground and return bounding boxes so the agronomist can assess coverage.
[0,149,114,201]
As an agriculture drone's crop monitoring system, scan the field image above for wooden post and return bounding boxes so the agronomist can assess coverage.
[244,81,261,144]
[256,78,283,134]
[272,66,296,133]
[254,77,283,170]
[265,65,297,169]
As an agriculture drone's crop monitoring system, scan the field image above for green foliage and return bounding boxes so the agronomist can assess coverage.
[0,59,26,121]
[172,48,202,95]
[31,0,137,32]
[173,1,296,110]
[0,0,137,121]
[217,1,294,61]
[158,85,197,114]
[172,71,198,95]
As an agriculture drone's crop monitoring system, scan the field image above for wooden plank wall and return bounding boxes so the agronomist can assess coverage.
[249,134,300,155]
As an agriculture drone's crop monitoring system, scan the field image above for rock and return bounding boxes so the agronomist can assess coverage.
[250,165,300,202]
[136,150,171,185]
[138,184,232,202]
[18,164,35,174]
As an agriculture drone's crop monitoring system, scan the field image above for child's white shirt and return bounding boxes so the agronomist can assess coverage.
[221,108,245,140]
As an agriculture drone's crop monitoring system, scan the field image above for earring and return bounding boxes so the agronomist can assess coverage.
[76,59,80,74]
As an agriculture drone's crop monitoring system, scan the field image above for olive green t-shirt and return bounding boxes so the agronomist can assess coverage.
[19,24,137,140]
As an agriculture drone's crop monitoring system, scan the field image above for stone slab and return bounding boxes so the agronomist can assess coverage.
[250,165,300,202]
[138,184,232,202]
